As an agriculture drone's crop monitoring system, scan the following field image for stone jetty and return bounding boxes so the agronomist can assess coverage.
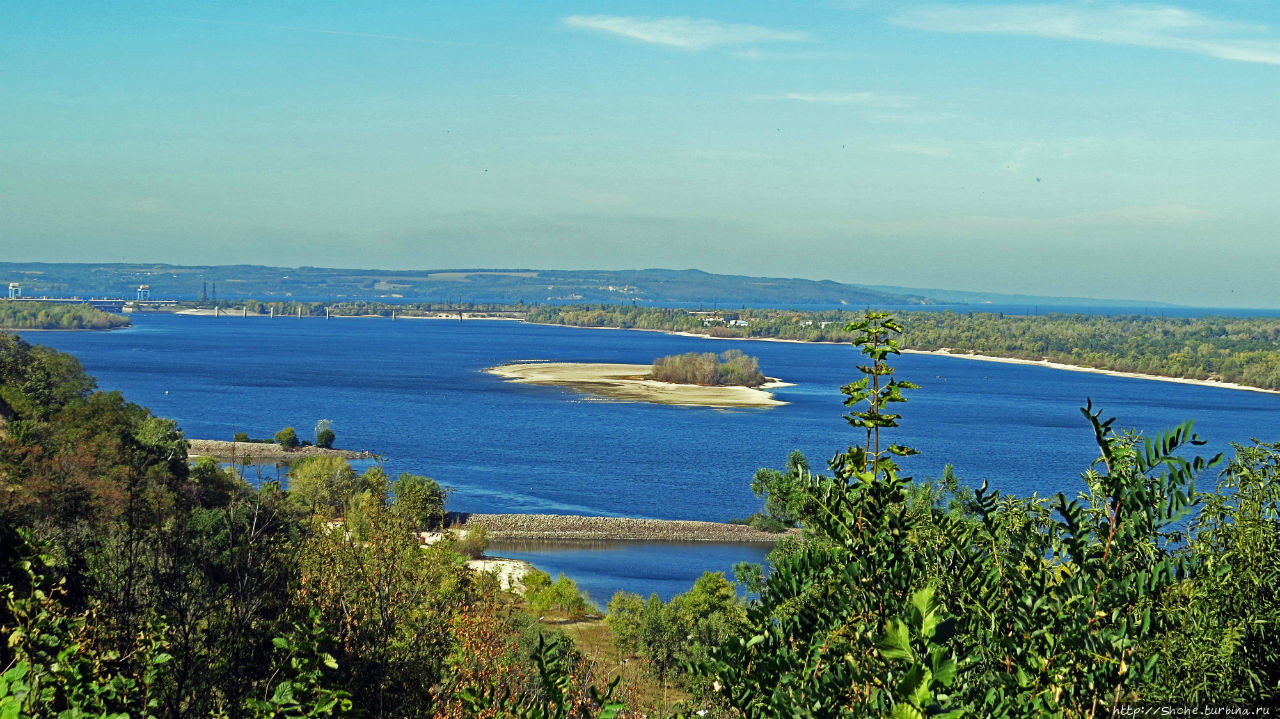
[450,512,794,543]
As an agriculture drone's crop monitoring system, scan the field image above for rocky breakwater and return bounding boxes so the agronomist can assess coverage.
[451,513,795,543]
[186,439,379,464]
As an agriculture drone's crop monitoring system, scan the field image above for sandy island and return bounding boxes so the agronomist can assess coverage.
[485,362,790,408]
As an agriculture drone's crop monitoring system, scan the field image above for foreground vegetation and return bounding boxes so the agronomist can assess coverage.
[585,314,1280,715]
[0,331,617,718]
[0,300,130,330]
[3,310,1279,716]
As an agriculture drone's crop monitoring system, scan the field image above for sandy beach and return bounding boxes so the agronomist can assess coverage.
[465,558,535,592]
[485,361,789,408]
[903,349,1280,396]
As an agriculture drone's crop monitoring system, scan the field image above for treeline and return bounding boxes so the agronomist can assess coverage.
[649,350,766,387]
[0,300,130,330]
[528,304,1280,390]
[904,311,1280,389]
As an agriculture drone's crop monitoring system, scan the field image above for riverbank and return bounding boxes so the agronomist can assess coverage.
[186,439,379,463]
[521,320,1280,397]
[902,349,1280,396]
[484,361,789,408]
[451,512,795,543]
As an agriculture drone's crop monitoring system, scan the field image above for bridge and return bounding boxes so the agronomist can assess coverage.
[5,296,130,313]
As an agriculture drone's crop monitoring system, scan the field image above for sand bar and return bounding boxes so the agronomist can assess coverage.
[485,361,789,408]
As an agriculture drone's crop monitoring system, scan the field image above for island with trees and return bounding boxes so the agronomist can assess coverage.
[648,349,766,387]
[486,350,784,408]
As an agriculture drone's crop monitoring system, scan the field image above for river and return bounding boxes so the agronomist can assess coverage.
[25,313,1280,600]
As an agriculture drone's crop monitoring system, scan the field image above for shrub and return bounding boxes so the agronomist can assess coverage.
[449,524,488,559]
[274,426,299,449]
[314,419,334,448]
[525,572,594,620]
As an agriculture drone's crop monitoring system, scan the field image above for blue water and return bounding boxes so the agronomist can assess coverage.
[485,540,772,607]
[24,314,1280,599]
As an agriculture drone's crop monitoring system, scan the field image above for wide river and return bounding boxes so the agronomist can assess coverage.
[26,313,1280,600]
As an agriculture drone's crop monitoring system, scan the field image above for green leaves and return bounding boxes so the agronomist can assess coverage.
[878,587,961,719]
[461,633,624,719]
[245,611,352,718]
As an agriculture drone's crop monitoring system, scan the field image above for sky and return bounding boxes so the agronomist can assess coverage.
[3,1,1279,307]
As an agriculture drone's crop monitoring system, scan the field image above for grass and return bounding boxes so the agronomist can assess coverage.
[558,617,691,714]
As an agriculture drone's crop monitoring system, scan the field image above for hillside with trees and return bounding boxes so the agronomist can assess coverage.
[0,262,933,306]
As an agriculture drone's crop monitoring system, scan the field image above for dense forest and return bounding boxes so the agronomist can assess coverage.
[0,301,130,330]
[528,305,1280,390]
[2,313,1279,716]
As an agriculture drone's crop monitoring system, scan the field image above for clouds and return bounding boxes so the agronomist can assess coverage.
[563,5,1280,65]
[562,15,809,50]
[893,3,1280,65]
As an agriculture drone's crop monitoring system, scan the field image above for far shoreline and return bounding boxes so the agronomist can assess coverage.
[521,320,1280,397]
[901,349,1280,396]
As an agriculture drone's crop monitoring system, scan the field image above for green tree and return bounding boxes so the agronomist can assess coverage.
[188,455,244,508]
[749,449,819,526]
[274,427,299,449]
[287,456,356,516]
[389,473,449,531]
[525,572,593,620]
[604,592,646,657]
[313,420,334,449]
[297,503,475,716]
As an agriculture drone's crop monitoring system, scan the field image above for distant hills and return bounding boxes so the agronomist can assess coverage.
[0,262,1171,309]
[0,263,932,307]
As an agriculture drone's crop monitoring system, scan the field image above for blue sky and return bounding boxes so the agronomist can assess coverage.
[3,1,1278,307]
